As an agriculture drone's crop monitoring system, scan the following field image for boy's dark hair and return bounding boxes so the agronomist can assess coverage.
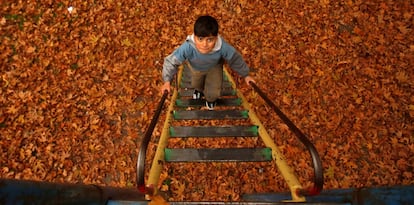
[194,15,219,37]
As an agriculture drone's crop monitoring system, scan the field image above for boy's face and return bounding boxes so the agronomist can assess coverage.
[194,35,217,54]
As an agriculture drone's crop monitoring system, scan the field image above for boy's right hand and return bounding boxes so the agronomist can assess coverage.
[161,82,171,94]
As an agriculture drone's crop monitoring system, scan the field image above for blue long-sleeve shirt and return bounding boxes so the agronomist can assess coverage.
[162,34,250,82]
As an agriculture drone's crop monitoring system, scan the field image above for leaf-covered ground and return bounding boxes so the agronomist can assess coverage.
[1,0,413,202]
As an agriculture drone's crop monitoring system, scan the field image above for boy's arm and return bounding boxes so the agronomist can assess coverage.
[163,54,181,81]
[162,41,190,93]
[225,51,250,77]
[161,54,181,93]
[220,40,249,77]
[222,43,256,85]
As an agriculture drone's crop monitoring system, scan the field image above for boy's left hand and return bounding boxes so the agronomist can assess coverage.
[244,76,256,85]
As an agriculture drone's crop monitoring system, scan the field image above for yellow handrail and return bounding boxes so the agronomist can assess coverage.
[146,66,183,197]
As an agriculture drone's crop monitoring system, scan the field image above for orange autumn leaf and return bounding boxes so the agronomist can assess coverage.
[149,195,170,205]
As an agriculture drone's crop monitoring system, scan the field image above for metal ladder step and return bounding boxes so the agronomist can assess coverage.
[175,98,241,107]
[181,71,230,81]
[173,110,249,120]
[178,88,236,97]
[164,148,272,162]
[180,76,231,83]
[169,125,258,137]
[180,81,232,89]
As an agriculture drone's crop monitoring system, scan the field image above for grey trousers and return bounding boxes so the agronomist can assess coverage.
[187,61,223,102]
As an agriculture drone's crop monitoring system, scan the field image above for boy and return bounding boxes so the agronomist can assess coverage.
[161,15,255,110]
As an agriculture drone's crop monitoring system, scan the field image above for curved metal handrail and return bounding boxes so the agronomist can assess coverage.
[136,90,168,193]
[249,82,323,196]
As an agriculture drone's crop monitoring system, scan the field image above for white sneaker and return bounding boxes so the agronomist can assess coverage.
[206,101,216,110]
[192,90,204,100]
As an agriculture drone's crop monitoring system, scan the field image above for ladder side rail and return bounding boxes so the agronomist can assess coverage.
[144,65,183,196]
[223,68,304,202]
[136,90,168,193]
[249,82,324,196]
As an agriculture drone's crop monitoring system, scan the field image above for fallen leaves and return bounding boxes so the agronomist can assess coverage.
[0,0,413,202]
[149,195,169,205]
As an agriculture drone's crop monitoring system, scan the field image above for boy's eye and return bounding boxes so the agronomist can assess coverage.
[197,37,215,42]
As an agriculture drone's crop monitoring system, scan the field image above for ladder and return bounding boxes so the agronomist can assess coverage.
[137,64,324,203]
